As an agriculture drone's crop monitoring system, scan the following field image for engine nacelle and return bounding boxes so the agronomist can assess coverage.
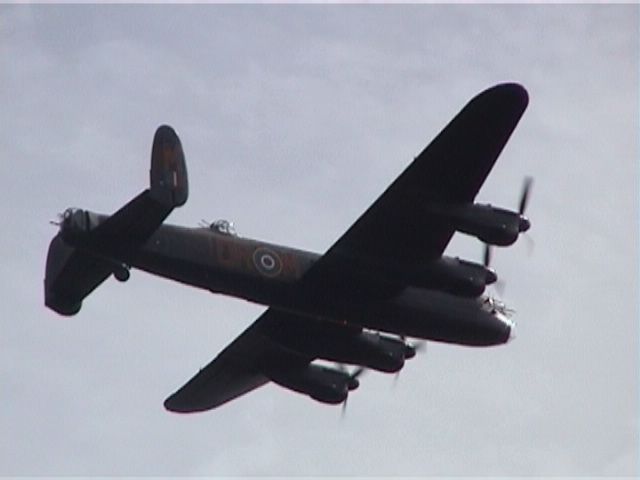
[410,256,497,297]
[426,202,530,246]
[312,331,412,373]
[263,363,357,404]
[267,319,415,373]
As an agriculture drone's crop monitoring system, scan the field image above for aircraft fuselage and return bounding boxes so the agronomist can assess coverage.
[65,211,512,347]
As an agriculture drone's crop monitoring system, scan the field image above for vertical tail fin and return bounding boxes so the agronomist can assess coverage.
[149,125,188,208]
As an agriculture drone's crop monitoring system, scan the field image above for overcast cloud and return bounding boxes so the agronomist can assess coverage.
[1,4,638,477]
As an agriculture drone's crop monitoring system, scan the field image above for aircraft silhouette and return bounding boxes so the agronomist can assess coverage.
[45,83,530,412]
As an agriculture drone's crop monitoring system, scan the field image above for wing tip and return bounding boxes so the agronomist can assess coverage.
[163,395,202,414]
[481,82,529,110]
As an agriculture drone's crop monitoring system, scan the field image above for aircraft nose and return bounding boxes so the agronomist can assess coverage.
[519,215,531,233]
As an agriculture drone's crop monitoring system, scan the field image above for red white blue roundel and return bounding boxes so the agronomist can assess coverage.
[252,247,282,277]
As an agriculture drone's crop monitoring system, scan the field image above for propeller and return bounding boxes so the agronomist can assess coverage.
[404,336,427,357]
[483,242,492,268]
[340,366,366,417]
[483,176,534,270]
[394,337,426,386]
[518,176,533,216]
[413,340,427,354]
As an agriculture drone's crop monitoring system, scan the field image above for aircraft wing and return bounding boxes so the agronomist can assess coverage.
[164,308,315,413]
[164,84,528,412]
[299,83,529,296]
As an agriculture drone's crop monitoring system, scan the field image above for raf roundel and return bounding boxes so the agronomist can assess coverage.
[252,247,282,277]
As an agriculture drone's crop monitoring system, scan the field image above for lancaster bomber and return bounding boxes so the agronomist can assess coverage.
[44,83,531,412]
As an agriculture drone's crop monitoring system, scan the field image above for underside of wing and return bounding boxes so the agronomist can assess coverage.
[44,234,115,316]
[300,83,529,296]
[163,313,275,413]
[164,308,415,412]
[164,354,270,413]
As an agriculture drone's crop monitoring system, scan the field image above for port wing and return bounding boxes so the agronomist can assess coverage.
[299,83,529,297]
[164,309,306,413]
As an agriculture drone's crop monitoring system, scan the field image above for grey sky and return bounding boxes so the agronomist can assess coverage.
[1,4,638,476]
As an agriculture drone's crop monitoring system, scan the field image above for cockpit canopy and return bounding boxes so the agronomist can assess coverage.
[209,219,238,237]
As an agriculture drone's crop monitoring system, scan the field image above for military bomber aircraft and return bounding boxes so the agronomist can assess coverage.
[44,83,531,412]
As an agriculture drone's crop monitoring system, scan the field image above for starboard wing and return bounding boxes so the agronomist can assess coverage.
[164,309,312,413]
[299,83,529,296]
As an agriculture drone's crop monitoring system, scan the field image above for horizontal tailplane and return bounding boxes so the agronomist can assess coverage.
[44,125,189,316]
[44,234,115,316]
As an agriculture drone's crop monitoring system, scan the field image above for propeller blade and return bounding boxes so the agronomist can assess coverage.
[525,233,535,255]
[394,339,426,387]
[341,367,366,418]
[413,340,427,353]
[336,364,364,391]
[518,176,533,215]
[483,243,492,267]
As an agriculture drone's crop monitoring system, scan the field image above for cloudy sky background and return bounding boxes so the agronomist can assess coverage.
[1,4,638,477]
